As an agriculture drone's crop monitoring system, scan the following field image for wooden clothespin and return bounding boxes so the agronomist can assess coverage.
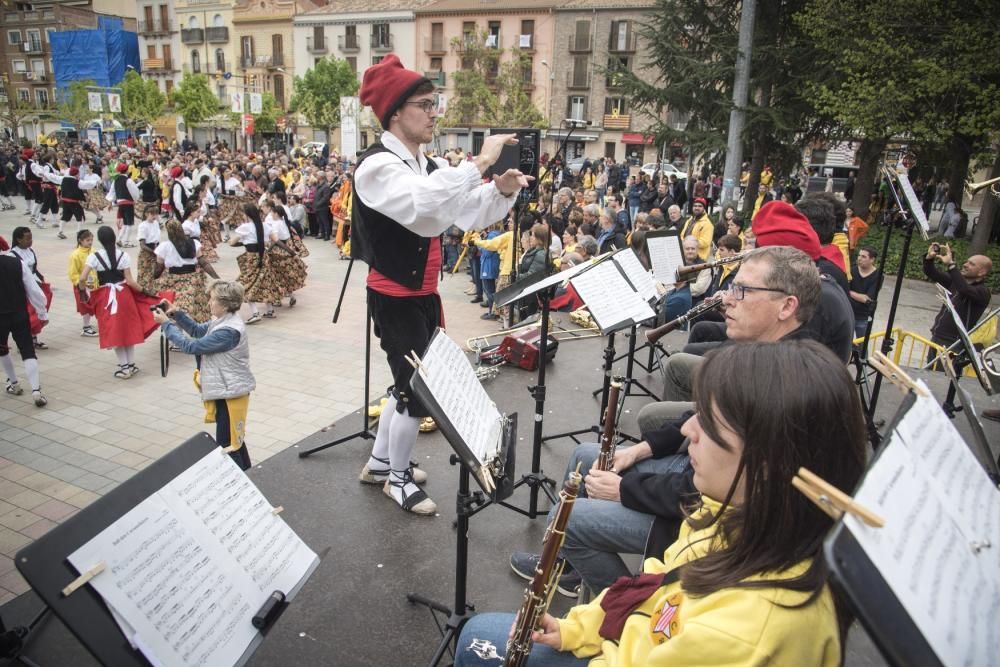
[270,505,284,516]
[868,351,929,397]
[222,444,241,453]
[792,467,884,528]
[62,561,106,597]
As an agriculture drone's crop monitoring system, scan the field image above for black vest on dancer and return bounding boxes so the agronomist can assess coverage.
[171,181,188,221]
[24,159,40,184]
[350,144,439,290]
[114,176,134,203]
[94,252,125,285]
[61,176,84,201]
[0,254,28,315]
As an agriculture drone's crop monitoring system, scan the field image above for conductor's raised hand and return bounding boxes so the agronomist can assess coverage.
[493,169,534,197]
[474,133,519,174]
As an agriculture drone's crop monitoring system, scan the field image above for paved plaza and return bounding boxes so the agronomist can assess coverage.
[0,204,995,606]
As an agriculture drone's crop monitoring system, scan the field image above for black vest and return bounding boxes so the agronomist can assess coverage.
[350,144,439,290]
[171,181,188,220]
[24,159,40,183]
[114,176,134,202]
[0,254,27,315]
[61,176,84,201]
[94,252,125,285]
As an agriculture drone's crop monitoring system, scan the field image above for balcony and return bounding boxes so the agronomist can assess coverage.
[23,39,44,54]
[483,32,501,50]
[423,36,446,55]
[605,71,627,89]
[181,28,204,44]
[370,34,393,51]
[513,34,534,51]
[184,63,202,75]
[424,70,446,87]
[338,34,360,52]
[307,36,327,53]
[206,27,228,43]
[138,19,173,34]
[142,57,174,72]
[566,70,590,89]
[568,34,593,53]
[21,71,48,84]
[603,113,630,130]
[608,33,636,53]
[241,54,283,68]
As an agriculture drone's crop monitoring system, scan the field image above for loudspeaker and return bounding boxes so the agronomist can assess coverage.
[487,128,541,204]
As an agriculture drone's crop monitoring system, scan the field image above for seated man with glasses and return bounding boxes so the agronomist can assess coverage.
[509,244,824,597]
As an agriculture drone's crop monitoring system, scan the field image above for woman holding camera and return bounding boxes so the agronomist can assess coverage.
[151,280,255,470]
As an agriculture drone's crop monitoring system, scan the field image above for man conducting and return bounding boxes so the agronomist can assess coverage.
[352,54,529,515]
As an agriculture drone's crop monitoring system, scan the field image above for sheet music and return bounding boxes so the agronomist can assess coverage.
[495,254,604,307]
[843,398,1000,666]
[68,449,319,667]
[612,249,658,304]
[646,233,684,286]
[419,331,502,466]
[570,260,655,332]
[895,173,930,236]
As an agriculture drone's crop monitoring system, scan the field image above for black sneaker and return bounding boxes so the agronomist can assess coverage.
[509,552,581,598]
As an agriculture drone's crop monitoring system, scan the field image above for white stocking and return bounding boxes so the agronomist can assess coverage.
[114,347,128,366]
[369,394,397,465]
[23,358,39,391]
[0,355,16,383]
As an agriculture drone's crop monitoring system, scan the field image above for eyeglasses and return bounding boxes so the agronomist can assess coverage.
[726,283,788,301]
[404,99,437,114]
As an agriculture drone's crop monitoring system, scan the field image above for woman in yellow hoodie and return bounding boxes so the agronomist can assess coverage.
[456,340,867,666]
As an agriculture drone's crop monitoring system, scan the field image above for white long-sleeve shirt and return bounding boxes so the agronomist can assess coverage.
[15,258,48,318]
[105,177,141,202]
[352,130,517,237]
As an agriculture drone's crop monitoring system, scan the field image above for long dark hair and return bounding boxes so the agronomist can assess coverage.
[96,225,118,268]
[682,340,866,627]
[166,220,195,259]
[242,203,266,264]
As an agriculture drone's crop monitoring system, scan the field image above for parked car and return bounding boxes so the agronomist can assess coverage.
[301,141,327,156]
[640,162,687,180]
[567,157,586,175]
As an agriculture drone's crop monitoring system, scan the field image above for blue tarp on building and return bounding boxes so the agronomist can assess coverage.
[50,23,140,92]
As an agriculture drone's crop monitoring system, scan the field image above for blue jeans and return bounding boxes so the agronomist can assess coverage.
[455,613,587,667]
[470,255,483,297]
[629,205,639,225]
[663,285,692,324]
[482,277,497,311]
[854,318,868,340]
[443,242,459,270]
[551,443,691,594]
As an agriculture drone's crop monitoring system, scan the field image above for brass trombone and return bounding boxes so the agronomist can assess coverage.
[965,176,1000,201]
[465,314,601,352]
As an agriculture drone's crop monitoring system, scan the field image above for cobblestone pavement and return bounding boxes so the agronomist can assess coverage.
[0,203,993,602]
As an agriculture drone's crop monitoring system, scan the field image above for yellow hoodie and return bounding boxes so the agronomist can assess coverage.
[472,230,516,277]
[558,497,841,666]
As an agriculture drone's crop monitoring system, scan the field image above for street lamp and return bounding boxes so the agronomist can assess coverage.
[540,59,553,129]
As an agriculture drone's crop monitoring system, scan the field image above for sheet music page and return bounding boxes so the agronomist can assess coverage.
[895,173,930,236]
[570,261,655,332]
[646,233,684,285]
[613,249,658,303]
[419,331,502,465]
[68,450,319,666]
[68,494,261,667]
[844,413,1000,665]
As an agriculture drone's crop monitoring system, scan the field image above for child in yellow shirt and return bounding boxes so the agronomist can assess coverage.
[67,229,98,337]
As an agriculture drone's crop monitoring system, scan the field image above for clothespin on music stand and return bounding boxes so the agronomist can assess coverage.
[404,349,428,379]
[792,467,884,528]
[869,351,930,397]
[62,561,106,597]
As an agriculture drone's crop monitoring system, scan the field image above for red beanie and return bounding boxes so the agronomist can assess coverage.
[360,54,432,130]
[116,162,128,173]
[170,166,183,179]
[21,148,34,159]
[69,166,79,176]
[752,201,821,260]
[694,197,707,206]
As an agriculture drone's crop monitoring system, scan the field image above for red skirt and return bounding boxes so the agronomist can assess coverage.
[27,282,53,336]
[73,286,96,316]
[90,283,174,349]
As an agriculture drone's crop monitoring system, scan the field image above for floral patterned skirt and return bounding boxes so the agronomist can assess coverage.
[85,187,109,212]
[268,246,307,294]
[136,247,158,292]
[237,251,284,304]
[156,270,211,322]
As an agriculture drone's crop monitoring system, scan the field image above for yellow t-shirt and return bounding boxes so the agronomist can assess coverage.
[680,215,714,261]
[68,246,97,287]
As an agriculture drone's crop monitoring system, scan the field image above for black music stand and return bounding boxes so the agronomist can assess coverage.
[13,433,293,666]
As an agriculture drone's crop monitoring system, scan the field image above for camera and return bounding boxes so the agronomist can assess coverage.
[149,300,169,313]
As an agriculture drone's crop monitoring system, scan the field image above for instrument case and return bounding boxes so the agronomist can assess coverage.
[499,328,558,371]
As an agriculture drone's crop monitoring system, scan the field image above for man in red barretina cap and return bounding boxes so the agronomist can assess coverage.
[352,54,531,516]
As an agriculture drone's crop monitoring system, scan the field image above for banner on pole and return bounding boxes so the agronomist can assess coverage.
[340,96,359,159]
[231,92,244,114]
[107,93,121,113]
[249,93,262,114]
[88,92,103,112]
[244,114,254,135]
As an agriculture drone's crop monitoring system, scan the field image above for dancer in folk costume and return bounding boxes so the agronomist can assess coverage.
[218,168,247,240]
[191,184,220,263]
[230,203,282,324]
[136,166,161,221]
[16,148,40,220]
[0,251,48,407]
[80,159,109,224]
[8,227,53,349]
[67,229,98,337]
[46,166,101,240]
[76,226,171,379]
[154,219,219,322]
[159,168,173,223]
[136,206,162,293]
[33,152,61,229]
[169,165,190,223]
[106,163,141,248]
[261,200,306,307]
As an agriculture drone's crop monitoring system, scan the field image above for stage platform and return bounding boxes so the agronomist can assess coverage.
[2,326,997,666]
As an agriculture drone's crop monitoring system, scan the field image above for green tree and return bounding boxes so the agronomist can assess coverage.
[0,96,36,141]
[253,91,279,133]
[169,73,219,128]
[440,30,546,129]
[119,69,166,136]
[56,79,97,132]
[288,57,359,136]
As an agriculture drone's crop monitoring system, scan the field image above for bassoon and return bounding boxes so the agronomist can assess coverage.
[504,469,583,667]
[595,377,624,472]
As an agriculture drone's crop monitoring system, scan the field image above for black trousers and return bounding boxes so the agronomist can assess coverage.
[0,311,36,361]
[61,202,84,222]
[215,398,252,471]
[40,187,58,214]
[316,209,332,240]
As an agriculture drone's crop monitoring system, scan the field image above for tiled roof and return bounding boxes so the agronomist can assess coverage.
[556,0,656,8]
[299,0,437,14]
[417,0,560,12]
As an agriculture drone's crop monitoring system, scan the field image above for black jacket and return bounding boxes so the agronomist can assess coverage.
[923,258,991,343]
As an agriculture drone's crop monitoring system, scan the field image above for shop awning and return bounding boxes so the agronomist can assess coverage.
[622,133,654,145]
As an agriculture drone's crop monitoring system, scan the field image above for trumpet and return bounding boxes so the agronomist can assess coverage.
[675,252,748,280]
[965,176,1000,201]
[645,298,724,346]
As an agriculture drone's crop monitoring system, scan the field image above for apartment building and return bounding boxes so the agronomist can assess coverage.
[136,0,182,95]
[174,0,239,107]
[414,0,557,153]
[549,0,657,162]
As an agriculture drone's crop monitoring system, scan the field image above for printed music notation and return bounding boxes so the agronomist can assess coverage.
[570,260,655,333]
[69,449,319,667]
[645,232,684,287]
[613,248,659,304]
[843,381,999,665]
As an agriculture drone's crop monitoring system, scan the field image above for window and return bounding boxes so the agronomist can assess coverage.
[609,20,631,50]
[273,74,284,106]
[462,21,475,44]
[573,20,591,50]
[17,88,30,103]
[7,31,21,45]
[486,21,500,48]
[430,22,443,51]
[159,5,169,28]
[212,14,223,27]
[217,84,226,102]
[165,79,173,94]
[372,23,389,48]
[144,5,154,25]
[606,56,629,86]
[12,59,26,73]
[0,81,5,97]
[147,44,156,58]
[605,142,616,159]
[215,48,225,72]
[30,59,44,76]
[346,56,356,73]
[568,96,586,120]
[272,33,283,56]
[522,58,532,84]
[604,97,627,115]
[191,50,200,73]
[520,20,534,49]
[372,55,384,66]
[45,28,55,44]
[314,58,322,67]
[430,56,442,71]
[241,36,254,61]
[187,16,198,28]
[26,29,40,50]
[35,88,48,107]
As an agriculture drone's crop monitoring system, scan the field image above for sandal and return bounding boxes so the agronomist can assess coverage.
[114,366,132,379]
[383,470,437,515]
[33,339,48,350]
[5,381,23,396]
[359,456,428,485]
